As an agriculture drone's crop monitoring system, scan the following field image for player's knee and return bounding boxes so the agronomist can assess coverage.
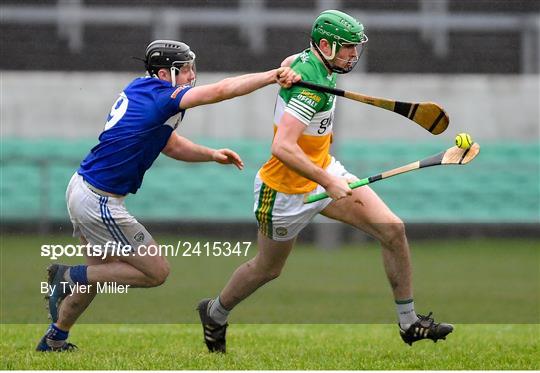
[379,217,407,248]
[253,260,282,282]
[148,259,170,287]
[265,268,282,282]
[156,260,171,285]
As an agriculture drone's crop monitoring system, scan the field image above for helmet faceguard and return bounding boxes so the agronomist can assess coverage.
[144,40,197,86]
[310,10,368,74]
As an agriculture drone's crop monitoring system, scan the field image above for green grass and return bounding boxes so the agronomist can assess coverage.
[1,235,539,369]
[1,236,538,323]
[1,324,538,369]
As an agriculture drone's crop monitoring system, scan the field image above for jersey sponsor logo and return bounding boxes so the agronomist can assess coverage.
[300,90,322,103]
[170,84,190,99]
[318,117,332,134]
[296,93,318,108]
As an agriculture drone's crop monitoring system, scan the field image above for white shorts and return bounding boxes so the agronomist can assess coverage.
[66,173,154,250]
[253,157,357,241]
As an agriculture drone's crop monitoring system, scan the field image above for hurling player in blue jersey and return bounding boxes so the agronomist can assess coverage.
[36,40,300,351]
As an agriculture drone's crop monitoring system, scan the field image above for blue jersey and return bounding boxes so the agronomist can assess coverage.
[78,77,192,195]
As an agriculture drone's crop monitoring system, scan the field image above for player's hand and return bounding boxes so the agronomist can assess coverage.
[344,175,364,205]
[276,67,301,88]
[212,149,244,170]
[324,175,352,201]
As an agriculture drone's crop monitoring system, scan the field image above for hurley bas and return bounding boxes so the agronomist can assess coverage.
[42,282,130,296]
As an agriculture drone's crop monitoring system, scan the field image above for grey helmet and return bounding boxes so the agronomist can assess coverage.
[144,40,196,86]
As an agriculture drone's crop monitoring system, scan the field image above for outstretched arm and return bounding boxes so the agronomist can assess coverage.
[179,67,300,109]
[162,132,244,170]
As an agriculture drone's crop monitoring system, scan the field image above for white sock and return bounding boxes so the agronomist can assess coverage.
[63,269,75,286]
[208,296,229,326]
[396,299,419,330]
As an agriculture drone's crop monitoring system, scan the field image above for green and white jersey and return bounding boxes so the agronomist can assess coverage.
[274,49,337,133]
[261,49,338,194]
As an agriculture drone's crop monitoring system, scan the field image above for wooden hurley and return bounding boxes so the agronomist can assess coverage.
[304,143,480,204]
[295,80,449,135]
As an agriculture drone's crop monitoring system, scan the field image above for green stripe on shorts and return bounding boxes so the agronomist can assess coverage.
[255,183,277,238]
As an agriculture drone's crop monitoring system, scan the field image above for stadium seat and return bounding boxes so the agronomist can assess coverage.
[1,139,538,223]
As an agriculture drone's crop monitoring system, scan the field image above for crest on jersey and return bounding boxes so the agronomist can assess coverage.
[134,231,145,243]
[170,84,191,99]
[275,227,288,237]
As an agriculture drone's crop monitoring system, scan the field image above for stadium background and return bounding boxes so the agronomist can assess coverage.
[1,0,539,240]
[1,0,539,331]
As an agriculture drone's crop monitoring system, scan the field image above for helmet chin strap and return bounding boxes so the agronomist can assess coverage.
[170,63,196,87]
[311,39,355,74]
[311,39,354,74]
[311,39,337,73]
[170,67,177,87]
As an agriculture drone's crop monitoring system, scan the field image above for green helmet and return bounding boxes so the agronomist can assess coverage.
[311,10,368,73]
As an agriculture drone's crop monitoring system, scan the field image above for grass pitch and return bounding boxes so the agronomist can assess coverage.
[2,236,538,324]
[1,235,539,369]
[1,324,539,370]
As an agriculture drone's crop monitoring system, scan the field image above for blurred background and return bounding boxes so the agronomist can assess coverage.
[1,0,539,241]
[1,0,539,324]
[1,0,539,240]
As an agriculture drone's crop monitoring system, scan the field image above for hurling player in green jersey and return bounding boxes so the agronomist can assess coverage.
[198,10,453,353]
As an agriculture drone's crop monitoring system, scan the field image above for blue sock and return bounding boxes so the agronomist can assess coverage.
[46,323,69,341]
[69,265,88,285]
